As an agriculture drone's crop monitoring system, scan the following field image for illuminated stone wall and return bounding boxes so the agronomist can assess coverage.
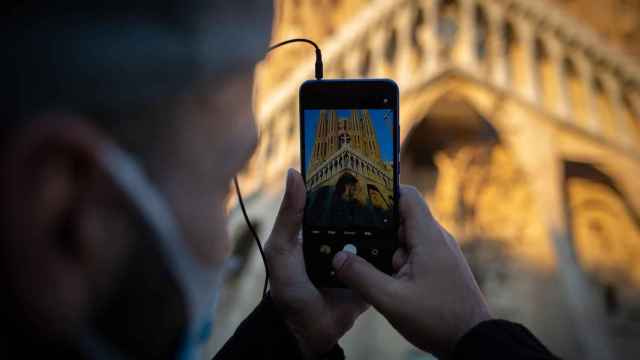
[548,0,640,60]
[209,1,640,359]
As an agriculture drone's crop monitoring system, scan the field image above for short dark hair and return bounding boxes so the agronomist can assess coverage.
[335,173,358,198]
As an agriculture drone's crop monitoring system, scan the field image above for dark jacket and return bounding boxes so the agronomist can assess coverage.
[213,296,560,360]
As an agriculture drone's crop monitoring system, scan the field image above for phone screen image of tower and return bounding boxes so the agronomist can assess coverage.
[304,109,394,229]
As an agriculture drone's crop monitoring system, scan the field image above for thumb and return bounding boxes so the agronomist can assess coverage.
[332,251,399,312]
[269,169,306,250]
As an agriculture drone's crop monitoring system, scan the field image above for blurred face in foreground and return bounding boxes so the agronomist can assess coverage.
[0,3,271,358]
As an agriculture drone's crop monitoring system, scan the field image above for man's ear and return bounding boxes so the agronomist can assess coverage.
[0,114,134,340]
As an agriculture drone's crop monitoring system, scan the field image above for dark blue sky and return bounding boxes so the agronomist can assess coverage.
[304,109,394,172]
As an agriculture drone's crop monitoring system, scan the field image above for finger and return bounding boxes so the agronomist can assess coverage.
[398,185,431,248]
[322,288,370,315]
[332,251,400,313]
[398,185,431,222]
[392,247,408,272]
[269,230,316,290]
[268,169,306,251]
[399,185,445,249]
[397,223,407,247]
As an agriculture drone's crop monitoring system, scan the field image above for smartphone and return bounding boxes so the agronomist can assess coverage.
[299,79,400,287]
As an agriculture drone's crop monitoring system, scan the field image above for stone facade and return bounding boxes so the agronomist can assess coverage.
[208,1,640,360]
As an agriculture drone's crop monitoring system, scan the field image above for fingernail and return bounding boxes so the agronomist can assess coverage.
[332,251,348,269]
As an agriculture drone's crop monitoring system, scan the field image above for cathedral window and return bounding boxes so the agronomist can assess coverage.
[594,77,616,137]
[411,4,425,58]
[438,0,459,54]
[385,28,397,65]
[475,4,488,62]
[536,37,557,112]
[361,48,371,76]
[504,21,514,81]
[565,57,587,126]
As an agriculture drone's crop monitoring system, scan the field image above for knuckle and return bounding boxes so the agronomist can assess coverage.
[400,186,423,207]
[265,239,289,259]
[402,184,419,194]
[292,207,304,224]
[277,199,294,218]
[401,185,421,198]
[276,202,303,229]
[337,253,357,275]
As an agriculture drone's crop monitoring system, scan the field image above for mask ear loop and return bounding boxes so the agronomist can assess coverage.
[235,38,322,298]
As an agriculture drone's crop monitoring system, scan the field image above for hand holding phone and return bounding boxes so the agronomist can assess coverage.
[300,79,400,287]
[264,169,368,357]
[332,186,492,358]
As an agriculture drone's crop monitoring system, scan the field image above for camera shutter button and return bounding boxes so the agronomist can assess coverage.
[342,244,357,255]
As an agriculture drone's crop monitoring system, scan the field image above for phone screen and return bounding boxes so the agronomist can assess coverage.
[300,80,399,287]
[303,108,395,235]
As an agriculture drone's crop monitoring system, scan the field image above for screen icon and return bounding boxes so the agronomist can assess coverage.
[320,245,332,255]
[342,244,357,255]
[371,248,379,256]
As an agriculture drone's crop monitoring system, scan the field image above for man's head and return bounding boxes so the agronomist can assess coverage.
[1,1,272,357]
[335,173,359,202]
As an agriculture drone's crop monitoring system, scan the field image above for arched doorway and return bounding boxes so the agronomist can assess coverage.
[401,94,550,323]
[564,162,640,323]
[400,93,499,233]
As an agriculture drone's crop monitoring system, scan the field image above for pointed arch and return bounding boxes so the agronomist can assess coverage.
[564,161,640,290]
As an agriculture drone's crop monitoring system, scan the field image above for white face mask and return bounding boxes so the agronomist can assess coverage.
[81,144,222,360]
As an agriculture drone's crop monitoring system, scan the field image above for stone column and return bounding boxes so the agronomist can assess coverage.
[629,91,640,150]
[500,102,614,360]
[416,1,431,74]
[344,45,365,76]
[513,18,539,103]
[370,26,390,77]
[423,0,441,76]
[454,0,479,72]
[486,2,507,88]
[573,52,599,133]
[543,34,571,120]
[394,5,415,84]
[601,72,630,146]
